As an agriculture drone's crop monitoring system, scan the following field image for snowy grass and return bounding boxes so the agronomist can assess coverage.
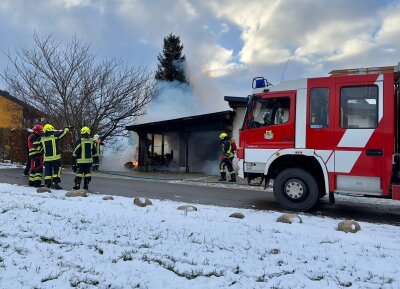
[0,183,399,289]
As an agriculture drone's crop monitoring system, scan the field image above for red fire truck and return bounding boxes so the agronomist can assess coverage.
[237,65,400,211]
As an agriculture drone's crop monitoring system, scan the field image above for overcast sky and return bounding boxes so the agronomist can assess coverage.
[1,0,400,111]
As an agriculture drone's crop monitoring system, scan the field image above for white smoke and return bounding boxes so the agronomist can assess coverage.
[101,77,230,174]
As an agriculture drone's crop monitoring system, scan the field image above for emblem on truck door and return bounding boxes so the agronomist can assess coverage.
[264,130,274,140]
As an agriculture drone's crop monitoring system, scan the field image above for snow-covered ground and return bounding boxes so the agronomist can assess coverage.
[0,183,399,289]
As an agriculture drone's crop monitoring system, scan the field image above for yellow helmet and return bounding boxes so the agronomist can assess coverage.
[219,132,228,140]
[43,124,54,132]
[81,126,91,135]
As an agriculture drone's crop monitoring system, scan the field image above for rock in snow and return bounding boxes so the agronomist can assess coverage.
[36,187,51,193]
[133,197,153,207]
[277,213,303,224]
[229,212,245,219]
[65,189,89,197]
[177,205,198,211]
[337,219,361,233]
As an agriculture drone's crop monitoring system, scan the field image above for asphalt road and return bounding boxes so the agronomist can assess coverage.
[1,168,400,225]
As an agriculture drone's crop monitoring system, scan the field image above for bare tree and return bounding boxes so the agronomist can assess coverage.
[1,33,155,144]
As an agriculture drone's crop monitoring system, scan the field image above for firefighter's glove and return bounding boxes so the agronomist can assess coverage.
[72,164,77,173]
[219,155,226,161]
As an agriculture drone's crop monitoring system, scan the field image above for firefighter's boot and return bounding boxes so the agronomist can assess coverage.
[229,173,236,182]
[73,178,81,190]
[218,172,226,181]
[52,182,62,190]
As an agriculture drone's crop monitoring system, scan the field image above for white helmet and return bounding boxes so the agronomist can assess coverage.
[93,134,100,140]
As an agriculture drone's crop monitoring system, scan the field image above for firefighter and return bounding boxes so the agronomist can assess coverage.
[27,124,44,187]
[23,130,33,176]
[218,132,236,182]
[92,134,104,171]
[39,124,70,189]
[73,127,96,190]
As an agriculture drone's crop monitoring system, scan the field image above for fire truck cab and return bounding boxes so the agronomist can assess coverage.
[237,65,400,211]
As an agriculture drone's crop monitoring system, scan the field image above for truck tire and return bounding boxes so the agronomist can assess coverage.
[273,168,319,212]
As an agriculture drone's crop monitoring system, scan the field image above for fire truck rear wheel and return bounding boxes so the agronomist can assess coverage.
[273,168,319,212]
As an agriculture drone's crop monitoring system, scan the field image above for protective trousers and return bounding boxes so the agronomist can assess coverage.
[219,157,236,181]
[44,160,62,187]
[29,156,43,187]
[74,163,92,190]
[92,156,99,171]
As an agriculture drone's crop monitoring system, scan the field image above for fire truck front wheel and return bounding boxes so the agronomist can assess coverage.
[273,168,319,212]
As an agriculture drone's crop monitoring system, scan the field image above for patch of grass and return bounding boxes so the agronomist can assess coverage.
[39,236,60,244]
[122,252,133,261]
[269,248,281,255]
[307,274,324,281]
[70,278,99,287]
[141,255,224,280]
[41,271,63,283]
[138,243,151,249]
[233,265,241,274]
[1,208,11,214]
[319,238,340,244]
[94,245,103,255]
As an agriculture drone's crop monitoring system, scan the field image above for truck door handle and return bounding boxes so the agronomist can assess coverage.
[366,149,383,156]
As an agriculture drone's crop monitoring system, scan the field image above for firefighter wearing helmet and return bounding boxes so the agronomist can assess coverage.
[72,127,96,190]
[38,124,70,189]
[218,132,236,182]
[27,124,44,187]
[92,134,104,171]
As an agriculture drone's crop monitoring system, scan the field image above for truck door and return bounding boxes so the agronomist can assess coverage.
[244,91,295,150]
[306,77,336,168]
[334,76,384,195]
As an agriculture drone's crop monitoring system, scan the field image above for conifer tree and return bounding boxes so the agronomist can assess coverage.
[155,33,188,84]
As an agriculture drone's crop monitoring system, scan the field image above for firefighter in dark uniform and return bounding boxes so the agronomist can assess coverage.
[73,127,96,190]
[218,132,236,182]
[28,124,44,187]
[39,124,70,189]
[92,134,104,171]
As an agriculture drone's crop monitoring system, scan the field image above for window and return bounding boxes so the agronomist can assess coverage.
[310,88,329,128]
[251,97,290,128]
[340,85,378,129]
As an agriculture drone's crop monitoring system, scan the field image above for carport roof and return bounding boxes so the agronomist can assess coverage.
[224,96,248,108]
[126,110,234,134]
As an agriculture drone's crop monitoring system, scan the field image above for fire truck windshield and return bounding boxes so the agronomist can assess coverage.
[244,96,290,129]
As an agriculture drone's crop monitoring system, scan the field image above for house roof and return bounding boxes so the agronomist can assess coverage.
[126,110,234,134]
[0,90,44,116]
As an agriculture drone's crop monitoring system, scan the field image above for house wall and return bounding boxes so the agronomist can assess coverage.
[231,107,246,143]
[0,95,24,128]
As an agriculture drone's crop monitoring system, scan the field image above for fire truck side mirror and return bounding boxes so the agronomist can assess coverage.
[245,114,254,128]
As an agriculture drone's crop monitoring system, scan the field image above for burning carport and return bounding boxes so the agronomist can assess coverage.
[126,110,234,173]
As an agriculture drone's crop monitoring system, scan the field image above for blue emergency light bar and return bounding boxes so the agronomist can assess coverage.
[252,77,270,89]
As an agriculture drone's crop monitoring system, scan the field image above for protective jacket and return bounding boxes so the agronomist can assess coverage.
[73,137,96,164]
[221,138,234,158]
[40,128,69,162]
[28,133,42,159]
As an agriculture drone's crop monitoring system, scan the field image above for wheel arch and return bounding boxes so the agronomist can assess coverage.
[264,149,329,196]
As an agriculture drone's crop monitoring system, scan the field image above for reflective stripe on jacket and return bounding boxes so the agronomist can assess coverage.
[93,141,101,157]
[221,138,234,158]
[40,128,69,162]
[73,137,96,164]
[28,134,42,158]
